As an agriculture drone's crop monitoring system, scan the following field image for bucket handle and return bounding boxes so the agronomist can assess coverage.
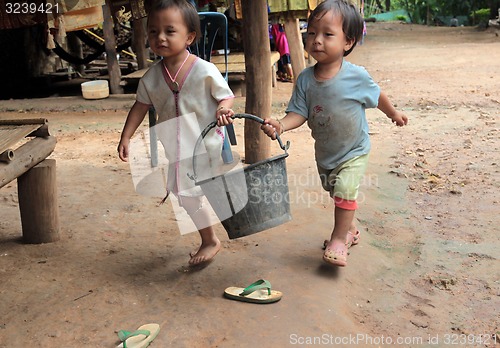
[189,113,290,182]
[231,113,290,152]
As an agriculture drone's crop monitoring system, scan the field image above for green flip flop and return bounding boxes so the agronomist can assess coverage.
[116,323,160,348]
[224,279,282,304]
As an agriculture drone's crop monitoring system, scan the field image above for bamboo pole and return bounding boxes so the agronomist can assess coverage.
[0,136,57,189]
[0,118,47,126]
[0,149,14,163]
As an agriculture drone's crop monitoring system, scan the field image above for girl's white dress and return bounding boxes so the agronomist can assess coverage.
[135,57,234,197]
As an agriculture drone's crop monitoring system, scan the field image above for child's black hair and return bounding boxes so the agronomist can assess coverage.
[308,0,364,56]
[148,0,201,41]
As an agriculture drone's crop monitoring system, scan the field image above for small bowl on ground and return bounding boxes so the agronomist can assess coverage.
[81,80,109,99]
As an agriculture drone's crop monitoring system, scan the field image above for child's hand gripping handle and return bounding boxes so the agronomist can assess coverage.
[231,113,290,152]
[189,113,290,182]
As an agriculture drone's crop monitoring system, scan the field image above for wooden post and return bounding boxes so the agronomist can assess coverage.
[241,0,271,164]
[67,32,84,74]
[132,18,148,70]
[284,17,306,83]
[103,0,123,94]
[17,159,60,244]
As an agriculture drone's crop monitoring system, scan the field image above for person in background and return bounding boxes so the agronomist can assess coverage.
[270,23,294,82]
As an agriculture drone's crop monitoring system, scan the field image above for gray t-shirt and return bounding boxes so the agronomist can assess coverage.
[286,60,380,169]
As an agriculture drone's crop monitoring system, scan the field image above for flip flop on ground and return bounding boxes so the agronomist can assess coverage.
[224,279,282,304]
[116,323,160,348]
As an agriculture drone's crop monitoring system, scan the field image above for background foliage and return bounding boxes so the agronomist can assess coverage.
[364,0,499,25]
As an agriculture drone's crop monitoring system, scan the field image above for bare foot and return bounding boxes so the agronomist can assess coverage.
[189,240,221,265]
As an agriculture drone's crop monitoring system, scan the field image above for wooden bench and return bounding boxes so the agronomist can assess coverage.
[210,51,281,96]
[123,51,282,97]
[0,119,59,243]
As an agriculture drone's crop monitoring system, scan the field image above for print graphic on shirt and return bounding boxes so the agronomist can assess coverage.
[313,105,323,113]
[311,105,333,142]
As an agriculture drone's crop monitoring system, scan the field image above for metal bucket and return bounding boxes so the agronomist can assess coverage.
[191,113,292,239]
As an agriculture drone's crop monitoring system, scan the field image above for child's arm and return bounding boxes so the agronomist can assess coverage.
[216,99,235,126]
[117,101,150,162]
[378,91,408,126]
[261,112,306,140]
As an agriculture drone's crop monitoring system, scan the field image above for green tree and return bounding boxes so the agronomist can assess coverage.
[390,0,495,24]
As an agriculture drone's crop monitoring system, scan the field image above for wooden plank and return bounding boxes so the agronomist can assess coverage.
[211,51,281,73]
[0,136,57,189]
[56,6,104,32]
[210,53,244,64]
[123,52,281,80]
[0,124,44,154]
[122,67,148,79]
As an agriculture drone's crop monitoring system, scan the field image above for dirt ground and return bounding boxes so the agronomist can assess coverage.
[1,23,499,347]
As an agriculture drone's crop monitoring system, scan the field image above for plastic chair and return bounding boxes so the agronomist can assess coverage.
[191,12,228,80]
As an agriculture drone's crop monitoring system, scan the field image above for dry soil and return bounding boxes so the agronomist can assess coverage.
[0,22,499,347]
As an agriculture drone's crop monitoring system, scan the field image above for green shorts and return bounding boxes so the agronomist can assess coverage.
[317,154,369,201]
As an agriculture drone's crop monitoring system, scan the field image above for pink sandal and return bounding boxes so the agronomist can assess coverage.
[346,230,360,248]
[323,240,348,267]
[323,230,361,250]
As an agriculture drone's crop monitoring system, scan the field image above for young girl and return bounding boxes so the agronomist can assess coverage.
[261,0,408,267]
[118,0,235,266]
